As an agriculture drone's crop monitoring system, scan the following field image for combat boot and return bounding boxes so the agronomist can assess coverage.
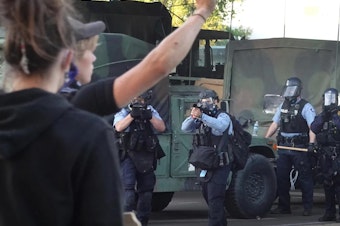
[318,214,336,222]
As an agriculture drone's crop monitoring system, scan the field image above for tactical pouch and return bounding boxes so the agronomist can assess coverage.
[155,144,166,159]
[145,134,166,159]
[129,132,146,151]
[116,132,131,161]
[128,132,138,150]
[193,134,210,146]
[146,135,158,152]
[117,133,130,150]
[188,146,219,170]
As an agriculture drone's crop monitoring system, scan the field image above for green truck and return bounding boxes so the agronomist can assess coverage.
[0,0,336,219]
[79,1,276,218]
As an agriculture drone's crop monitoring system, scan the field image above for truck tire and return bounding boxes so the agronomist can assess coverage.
[225,153,277,218]
[151,192,174,212]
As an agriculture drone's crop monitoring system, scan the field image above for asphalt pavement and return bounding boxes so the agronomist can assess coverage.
[149,188,340,226]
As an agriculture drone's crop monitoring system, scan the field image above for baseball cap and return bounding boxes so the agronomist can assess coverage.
[68,17,106,41]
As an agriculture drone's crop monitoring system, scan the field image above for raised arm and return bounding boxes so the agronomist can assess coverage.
[113,0,217,108]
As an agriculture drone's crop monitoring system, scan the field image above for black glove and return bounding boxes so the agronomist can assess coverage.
[307,143,318,154]
[130,107,141,118]
[140,109,152,120]
[329,106,339,116]
[320,110,330,121]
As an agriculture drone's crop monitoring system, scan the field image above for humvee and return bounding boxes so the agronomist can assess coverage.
[75,1,277,218]
[0,0,336,219]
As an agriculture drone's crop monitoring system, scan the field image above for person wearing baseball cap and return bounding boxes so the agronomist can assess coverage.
[59,17,106,100]
[69,17,105,41]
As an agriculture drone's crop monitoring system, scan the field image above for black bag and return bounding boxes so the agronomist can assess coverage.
[188,146,219,170]
[226,113,252,170]
[146,134,166,159]
[128,150,155,173]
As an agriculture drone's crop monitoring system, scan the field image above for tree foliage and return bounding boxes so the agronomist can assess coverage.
[102,0,251,38]
[137,0,251,39]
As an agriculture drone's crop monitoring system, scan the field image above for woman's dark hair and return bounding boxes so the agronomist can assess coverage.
[0,0,76,75]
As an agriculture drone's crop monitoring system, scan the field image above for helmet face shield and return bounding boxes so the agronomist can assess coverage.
[324,92,337,106]
[323,88,339,111]
[323,88,338,108]
[282,86,299,98]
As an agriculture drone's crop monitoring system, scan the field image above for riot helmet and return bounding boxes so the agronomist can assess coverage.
[198,89,219,115]
[323,88,338,111]
[281,77,302,103]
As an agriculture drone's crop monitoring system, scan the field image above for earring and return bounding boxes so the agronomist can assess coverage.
[20,40,30,74]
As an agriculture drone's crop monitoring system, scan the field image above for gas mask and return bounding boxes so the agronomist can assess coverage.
[199,97,217,116]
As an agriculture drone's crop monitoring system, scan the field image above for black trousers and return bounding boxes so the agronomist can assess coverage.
[201,164,231,226]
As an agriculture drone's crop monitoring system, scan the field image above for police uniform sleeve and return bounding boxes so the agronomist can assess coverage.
[181,116,199,133]
[302,102,316,126]
[310,115,323,134]
[149,105,162,120]
[71,77,119,116]
[201,112,229,135]
[272,103,282,124]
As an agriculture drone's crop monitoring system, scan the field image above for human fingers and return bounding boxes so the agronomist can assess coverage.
[191,108,202,118]
[195,0,217,17]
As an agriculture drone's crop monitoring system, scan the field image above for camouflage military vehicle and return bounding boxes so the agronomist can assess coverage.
[76,0,340,219]
[75,1,277,218]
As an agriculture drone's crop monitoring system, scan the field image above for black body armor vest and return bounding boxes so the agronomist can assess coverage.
[128,119,155,152]
[316,119,340,146]
[280,99,309,134]
[193,110,223,147]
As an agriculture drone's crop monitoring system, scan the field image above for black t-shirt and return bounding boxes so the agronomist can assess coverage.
[62,77,119,116]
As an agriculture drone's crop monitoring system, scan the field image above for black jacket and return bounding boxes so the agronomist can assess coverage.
[0,88,123,226]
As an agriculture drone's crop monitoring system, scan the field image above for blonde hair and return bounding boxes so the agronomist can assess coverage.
[74,35,99,60]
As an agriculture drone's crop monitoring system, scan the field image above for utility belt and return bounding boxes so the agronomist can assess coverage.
[277,134,308,147]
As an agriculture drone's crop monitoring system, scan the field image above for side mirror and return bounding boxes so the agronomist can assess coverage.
[220,100,229,112]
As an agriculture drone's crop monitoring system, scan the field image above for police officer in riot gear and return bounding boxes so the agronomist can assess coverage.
[311,88,340,222]
[113,90,166,226]
[265,77,316,216]
[181,89,233,226]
